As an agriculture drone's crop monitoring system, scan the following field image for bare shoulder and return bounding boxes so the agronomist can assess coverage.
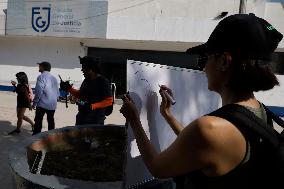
[181,115,247,158]
[181,115,247,176]
[195,114,236,129]
[182,116,228,138]
[154,115,247,177]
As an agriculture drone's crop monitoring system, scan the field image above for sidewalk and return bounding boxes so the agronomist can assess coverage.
[0,91,125,189]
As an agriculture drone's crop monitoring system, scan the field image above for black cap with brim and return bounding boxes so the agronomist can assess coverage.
[79,56,100,66]
[79,56,101,73]
[186,43,209,55]
[186,42,275,61]
[185,13,283,61]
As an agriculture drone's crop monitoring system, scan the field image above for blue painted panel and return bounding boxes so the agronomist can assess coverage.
[0,85,15,92]
[59,89,69,97]
[0,85,35,93]
[267,106,284,117]
[267,0,284,2]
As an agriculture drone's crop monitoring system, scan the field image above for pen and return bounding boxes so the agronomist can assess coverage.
[159,85,176,105]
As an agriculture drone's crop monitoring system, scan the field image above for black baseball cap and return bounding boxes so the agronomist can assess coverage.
[79,56,101,73]
[186,13,283,60]
[37,61,51,71]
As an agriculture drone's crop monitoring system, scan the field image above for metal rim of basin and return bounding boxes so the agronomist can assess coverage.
[8,124,126,189]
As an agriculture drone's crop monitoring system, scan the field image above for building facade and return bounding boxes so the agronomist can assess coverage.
[0,0,284,95]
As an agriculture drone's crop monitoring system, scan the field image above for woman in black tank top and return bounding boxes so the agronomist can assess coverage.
[120,14,282,189]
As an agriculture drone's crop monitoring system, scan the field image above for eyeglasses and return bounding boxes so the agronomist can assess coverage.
[196,56,208,70]
[196,53,221,70]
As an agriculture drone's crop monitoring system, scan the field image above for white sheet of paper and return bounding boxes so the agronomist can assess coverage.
[125,60,221,186]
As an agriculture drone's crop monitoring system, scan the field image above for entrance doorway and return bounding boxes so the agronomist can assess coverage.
[87,47,199,97]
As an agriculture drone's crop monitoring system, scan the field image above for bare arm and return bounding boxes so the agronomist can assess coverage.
[162,111,184,135]
[159,85,184,135]
[120,94,214,178]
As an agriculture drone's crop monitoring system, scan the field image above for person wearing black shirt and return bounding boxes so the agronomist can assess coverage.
[60,56,113,125]
[8,72,34,134]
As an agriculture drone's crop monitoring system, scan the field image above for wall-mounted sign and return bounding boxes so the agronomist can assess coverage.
[32,6,51,33]
[7,1,108,38]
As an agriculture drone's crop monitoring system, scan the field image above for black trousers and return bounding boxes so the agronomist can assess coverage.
[33,106,55,135]
[75,111,105,126]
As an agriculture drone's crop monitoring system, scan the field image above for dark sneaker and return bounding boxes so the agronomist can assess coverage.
[8,129,20,135]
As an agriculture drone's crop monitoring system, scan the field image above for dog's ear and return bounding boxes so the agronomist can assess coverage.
[78,56,82,60]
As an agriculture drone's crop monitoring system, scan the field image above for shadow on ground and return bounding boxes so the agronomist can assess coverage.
[0,120,33,189]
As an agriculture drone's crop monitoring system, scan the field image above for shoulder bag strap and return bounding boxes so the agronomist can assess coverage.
[210,104,279,147]
[262,103,284,129]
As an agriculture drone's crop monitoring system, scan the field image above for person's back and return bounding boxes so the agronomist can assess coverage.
[181,104,277,189]
[15,83,31,108]
[33,61,59,135]
[36,71,59,110]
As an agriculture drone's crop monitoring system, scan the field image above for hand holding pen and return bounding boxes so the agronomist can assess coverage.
[120,92,140,125]
[159,85,176,105]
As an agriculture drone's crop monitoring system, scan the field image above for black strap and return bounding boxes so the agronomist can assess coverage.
[210,104,280,147]
[262,103,284,129]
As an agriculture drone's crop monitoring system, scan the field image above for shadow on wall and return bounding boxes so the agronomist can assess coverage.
[125,91,174,188]
[125,92,152,186]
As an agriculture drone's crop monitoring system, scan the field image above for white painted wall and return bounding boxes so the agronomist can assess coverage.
[107,0,240,42]
[0,37,85,86]
[4,0,284,50]
[0,1,7,35]
[1,0,284,85]
[0,15,5,35]
[106,0,284,49]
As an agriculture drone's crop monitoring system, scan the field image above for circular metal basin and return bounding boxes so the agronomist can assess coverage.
[9,124,127,189]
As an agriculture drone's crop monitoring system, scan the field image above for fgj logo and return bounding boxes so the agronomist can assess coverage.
[31,7,51,32]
